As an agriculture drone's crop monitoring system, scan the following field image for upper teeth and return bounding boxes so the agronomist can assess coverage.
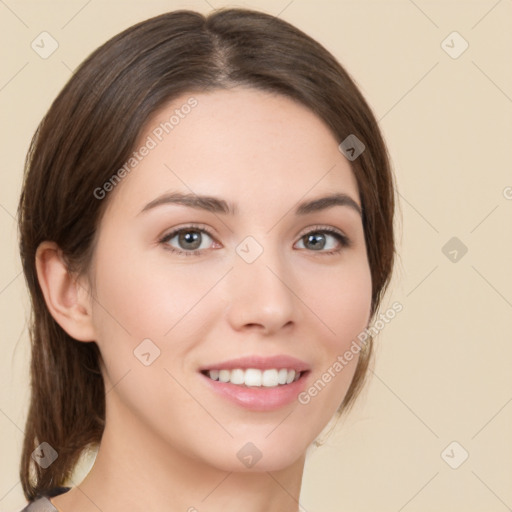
[207,368,300,387]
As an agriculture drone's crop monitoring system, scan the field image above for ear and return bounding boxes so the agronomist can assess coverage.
[35,241,96,342]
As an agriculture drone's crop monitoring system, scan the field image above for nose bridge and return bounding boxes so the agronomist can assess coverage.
[225,234,297,332]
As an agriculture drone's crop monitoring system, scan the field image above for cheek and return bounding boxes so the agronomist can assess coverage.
[89,244,212,429]
[298,257,372,405]
[91,242,216,342]
[89,240,231,393]
[305,255,372,349]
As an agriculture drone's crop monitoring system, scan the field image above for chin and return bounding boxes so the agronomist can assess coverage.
[196,431,312,474]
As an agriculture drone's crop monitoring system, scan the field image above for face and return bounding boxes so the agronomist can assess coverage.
[86,87,372,472]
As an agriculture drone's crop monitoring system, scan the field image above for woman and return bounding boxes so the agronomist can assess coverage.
[18,7,395,512]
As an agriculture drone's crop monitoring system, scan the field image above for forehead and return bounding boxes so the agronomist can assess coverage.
[104,87,359,219]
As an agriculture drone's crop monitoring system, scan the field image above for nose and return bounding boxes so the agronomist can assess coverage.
[224,242,298,336]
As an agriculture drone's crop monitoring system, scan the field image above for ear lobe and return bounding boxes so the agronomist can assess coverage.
[35,241,96,342]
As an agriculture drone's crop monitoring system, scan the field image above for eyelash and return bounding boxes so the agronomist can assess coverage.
[158,223,351,257]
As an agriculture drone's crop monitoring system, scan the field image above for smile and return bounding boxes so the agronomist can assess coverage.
[203,368,302,387]
[199,355,311,411]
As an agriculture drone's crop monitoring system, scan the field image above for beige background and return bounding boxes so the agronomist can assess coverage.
[1,0,511,511]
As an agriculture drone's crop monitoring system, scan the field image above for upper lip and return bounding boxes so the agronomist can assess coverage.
[200,355,310,372]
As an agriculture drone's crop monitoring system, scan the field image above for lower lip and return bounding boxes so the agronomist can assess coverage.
[200,372,309,411]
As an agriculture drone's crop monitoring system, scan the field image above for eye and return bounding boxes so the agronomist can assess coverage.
[159,225,218,256]
[295,227,350,254]
[159,224,350,257]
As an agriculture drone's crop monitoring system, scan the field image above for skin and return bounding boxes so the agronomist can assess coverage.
[36,87,372,512]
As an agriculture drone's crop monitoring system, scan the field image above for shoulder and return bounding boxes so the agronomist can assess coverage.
[20,496,57,512]
[19,487,71,512]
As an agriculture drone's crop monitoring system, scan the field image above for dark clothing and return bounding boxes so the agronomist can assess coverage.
[20,487,71,512]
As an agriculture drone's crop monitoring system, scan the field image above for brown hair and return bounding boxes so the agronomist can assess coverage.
[17,7,395,501]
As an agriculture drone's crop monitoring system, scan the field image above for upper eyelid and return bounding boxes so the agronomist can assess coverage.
[298,225,347,238]
[159,223,215,242]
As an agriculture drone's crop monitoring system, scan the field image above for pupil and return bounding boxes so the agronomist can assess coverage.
[179,231,201,250]
[306,233,325,250]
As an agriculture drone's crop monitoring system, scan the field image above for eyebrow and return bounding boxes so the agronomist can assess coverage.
[139,191,362,217]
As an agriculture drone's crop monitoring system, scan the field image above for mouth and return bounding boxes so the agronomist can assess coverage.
[198,355,311,411]
[201,368,305,387]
